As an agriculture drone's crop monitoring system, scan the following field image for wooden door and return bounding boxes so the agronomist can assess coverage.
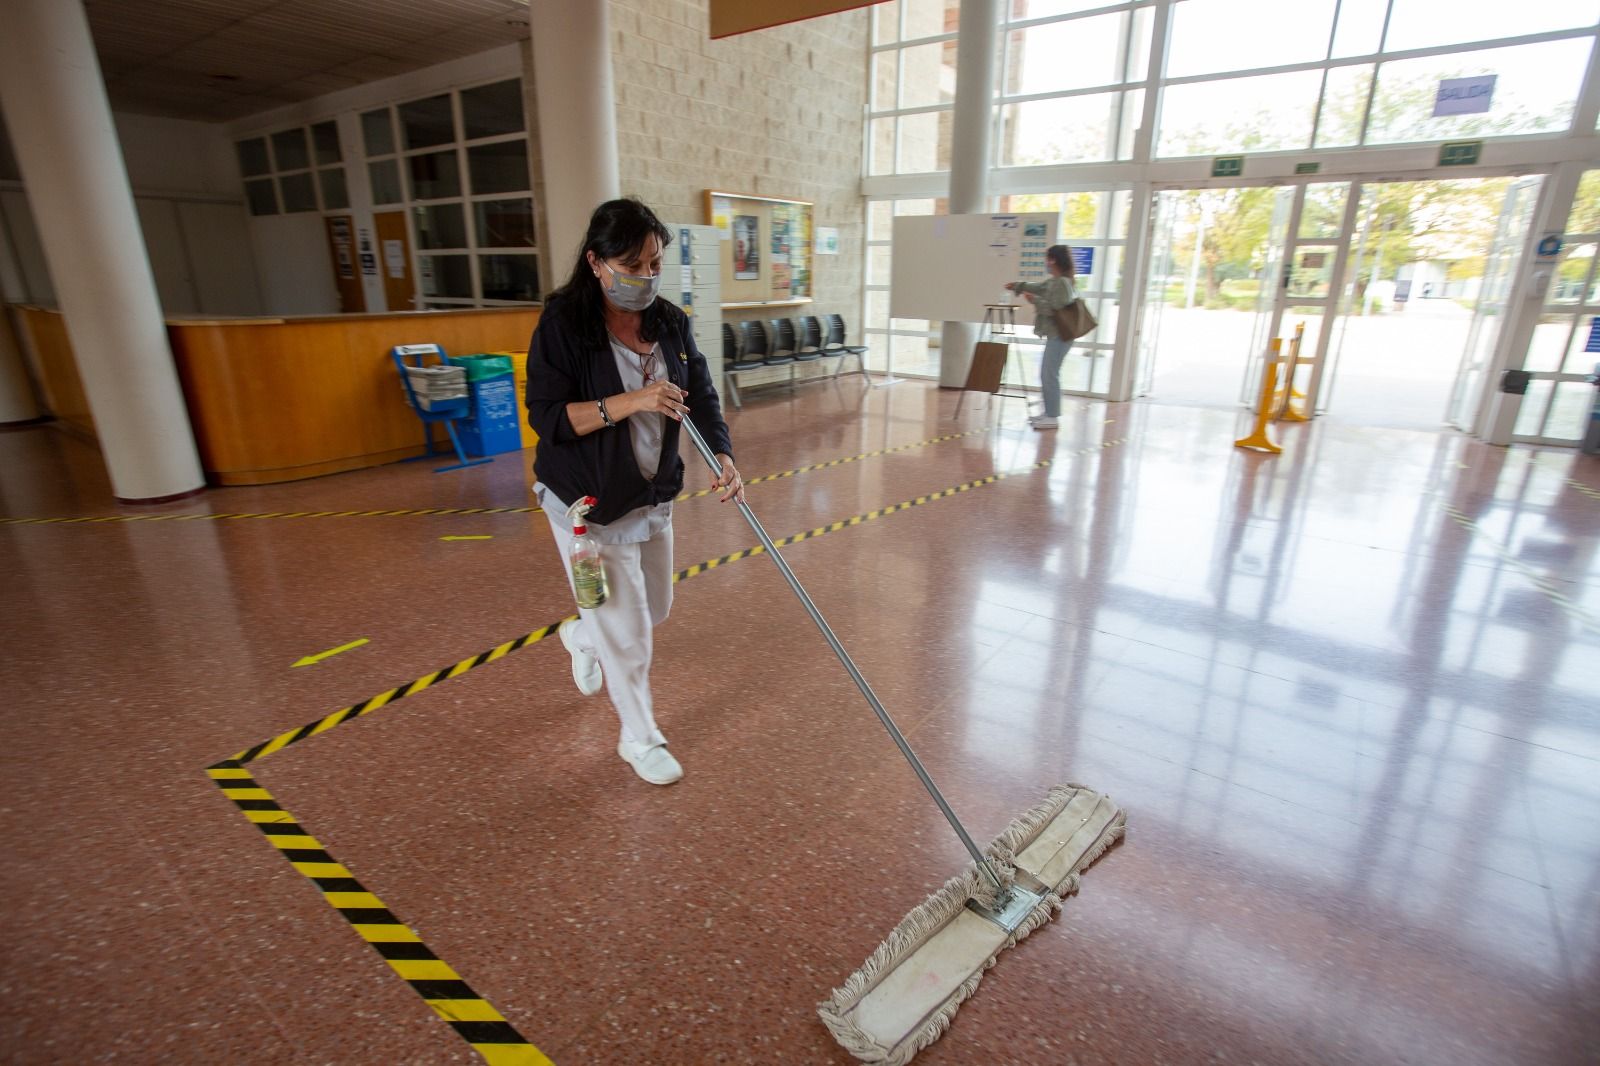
[372,211,416,312]
[324,215,366,313]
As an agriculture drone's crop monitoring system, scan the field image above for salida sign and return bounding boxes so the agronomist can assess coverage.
[1433,75,1496,116]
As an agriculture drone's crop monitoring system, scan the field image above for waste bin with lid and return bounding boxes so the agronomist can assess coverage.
[448,354,522,456]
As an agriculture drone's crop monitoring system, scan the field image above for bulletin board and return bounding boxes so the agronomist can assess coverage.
[704,190,814,308]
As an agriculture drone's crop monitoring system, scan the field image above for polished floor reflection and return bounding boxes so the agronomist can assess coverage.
[2,381,1597,1065]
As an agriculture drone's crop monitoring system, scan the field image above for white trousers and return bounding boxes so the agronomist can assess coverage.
[543,507,674,747]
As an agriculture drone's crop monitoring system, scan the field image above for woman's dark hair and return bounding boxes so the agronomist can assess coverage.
[1046,244,1076,278]
[548,197,674,351]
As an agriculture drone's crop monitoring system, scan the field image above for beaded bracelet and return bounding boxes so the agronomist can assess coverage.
[597,397,616,427]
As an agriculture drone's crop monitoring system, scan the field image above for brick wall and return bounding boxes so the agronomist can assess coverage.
[608,0,868,333]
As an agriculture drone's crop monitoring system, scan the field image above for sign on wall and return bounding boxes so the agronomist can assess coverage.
[1433,75,1496,116]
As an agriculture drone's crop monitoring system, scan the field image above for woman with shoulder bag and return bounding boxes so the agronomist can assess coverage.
[1005,244,1083,430]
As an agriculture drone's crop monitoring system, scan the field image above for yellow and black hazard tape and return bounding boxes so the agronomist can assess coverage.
[1440,502,1597,632]
[3,428,988,526]
[205,764,551,1065]
[231,434,1129,766]
[1529,452,1600,502]
[1558,474,1600,502]
[675,428,988,501]
[231,623,561,764]
[0,505,540,526]
[209,429,1130,1062]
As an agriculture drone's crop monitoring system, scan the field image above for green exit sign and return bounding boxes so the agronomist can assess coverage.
[1212,155,1244,177]
[1439,140,1483,166]
[1295,162,1321,175]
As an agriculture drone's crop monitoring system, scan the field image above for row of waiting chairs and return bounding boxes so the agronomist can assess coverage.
[721,314,869,409]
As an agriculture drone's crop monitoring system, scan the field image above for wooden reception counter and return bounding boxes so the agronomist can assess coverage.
[11,305,539,486]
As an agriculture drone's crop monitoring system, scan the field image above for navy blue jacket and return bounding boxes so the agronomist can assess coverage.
[525,295,733,526]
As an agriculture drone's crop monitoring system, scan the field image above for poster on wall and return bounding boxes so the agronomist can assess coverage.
[771,206,791,264]
[733,216,760,279]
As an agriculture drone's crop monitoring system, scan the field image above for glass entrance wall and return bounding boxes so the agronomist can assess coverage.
[1449,177,1542,430]
[1516,169,1600,443]
[995,190,1130,396]
[862,196,946,378]
[861,1,1600,435]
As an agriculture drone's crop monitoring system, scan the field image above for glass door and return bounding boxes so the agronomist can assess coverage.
[1515,169,1600,445]
[1447,177,1542,431]
[1238,183,1353,414]
[1134,190,1178,397]
[1240,186,1297,407]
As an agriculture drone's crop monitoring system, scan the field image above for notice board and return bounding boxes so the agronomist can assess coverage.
[704,190,814,307]
[889,213,1058,324]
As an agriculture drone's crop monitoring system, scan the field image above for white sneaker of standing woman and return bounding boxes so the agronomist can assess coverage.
[558,618,603,696]
[1030,415,1059,430]
[618,737,683,785]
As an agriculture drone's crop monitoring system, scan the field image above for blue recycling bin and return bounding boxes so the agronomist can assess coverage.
[456,373,522,456]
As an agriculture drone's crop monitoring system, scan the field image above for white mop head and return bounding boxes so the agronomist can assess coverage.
[817,784,1125,1064]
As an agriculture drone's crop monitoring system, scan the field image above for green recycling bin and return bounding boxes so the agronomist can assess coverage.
[446,353,514,382]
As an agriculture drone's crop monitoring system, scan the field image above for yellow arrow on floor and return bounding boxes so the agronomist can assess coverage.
[292,638,369,669]
[440,535,494,541]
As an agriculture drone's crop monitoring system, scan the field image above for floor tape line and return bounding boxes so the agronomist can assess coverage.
[207,429,1129,1062]
[1440,502,1597,632]
[204,764,553,1066]
[4,427,992,526]
[228,434,1128,765]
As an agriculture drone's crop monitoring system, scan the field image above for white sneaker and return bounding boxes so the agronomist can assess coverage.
[1031,416,1059,430]
[558,618,603,696]
[618,739,683,785]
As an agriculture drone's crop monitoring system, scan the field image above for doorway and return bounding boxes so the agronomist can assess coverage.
[372,210,417,312]
[1134,176,1542,433]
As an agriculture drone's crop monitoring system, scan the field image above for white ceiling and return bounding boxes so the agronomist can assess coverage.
[84,0,533,122]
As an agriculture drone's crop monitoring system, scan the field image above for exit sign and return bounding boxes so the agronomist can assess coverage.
[1212,155,1244,177]
[1439,140,1483,166]
[1295,162,1321,175]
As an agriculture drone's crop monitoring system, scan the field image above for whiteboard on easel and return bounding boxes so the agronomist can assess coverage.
[889,213,1058,323]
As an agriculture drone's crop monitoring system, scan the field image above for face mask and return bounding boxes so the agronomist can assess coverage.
[598,259,660,311]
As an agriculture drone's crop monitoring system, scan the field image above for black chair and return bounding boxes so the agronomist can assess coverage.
[722,322,760,410]
[823,314,870,382]
[723,320,795,408]
[787,317,822,362]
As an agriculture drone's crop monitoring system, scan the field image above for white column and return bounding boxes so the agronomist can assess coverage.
[529,0,621,281]
[939,0,1000,387]
[0,0,203,500]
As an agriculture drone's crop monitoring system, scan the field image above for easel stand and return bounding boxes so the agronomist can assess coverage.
[954,304,1030,417]
[1273,322,1310,422]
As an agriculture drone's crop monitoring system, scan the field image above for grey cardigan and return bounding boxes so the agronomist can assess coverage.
[1011,275,1078,340]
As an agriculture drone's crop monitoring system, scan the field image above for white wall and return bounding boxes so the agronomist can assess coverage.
[251,215,339,315]
[0,111,263,314]
[115,112,239,197]
[608,1,869,329]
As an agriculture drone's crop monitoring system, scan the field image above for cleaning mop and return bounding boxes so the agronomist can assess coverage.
[680,419,1125,1064]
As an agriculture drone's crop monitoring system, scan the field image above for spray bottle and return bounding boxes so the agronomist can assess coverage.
[565,496,608,609]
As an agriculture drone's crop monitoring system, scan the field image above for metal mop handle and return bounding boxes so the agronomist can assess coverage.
[681,417,1003,894]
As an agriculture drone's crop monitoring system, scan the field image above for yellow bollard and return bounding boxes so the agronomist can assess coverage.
[1235,339,1284,453]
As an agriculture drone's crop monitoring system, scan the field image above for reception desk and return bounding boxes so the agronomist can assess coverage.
[11,305,539,486]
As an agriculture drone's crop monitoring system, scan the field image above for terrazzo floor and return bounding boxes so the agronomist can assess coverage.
[3,378,1597,1064]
